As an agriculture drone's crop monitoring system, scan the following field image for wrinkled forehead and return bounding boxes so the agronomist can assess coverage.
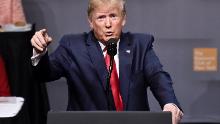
[94,2,122,13]
[93,4,121,14]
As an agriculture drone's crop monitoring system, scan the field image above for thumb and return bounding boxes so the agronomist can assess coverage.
[47,36,52,42]
[45,33,52,45]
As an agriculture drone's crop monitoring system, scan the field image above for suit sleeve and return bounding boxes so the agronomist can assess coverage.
[33,36,70,82]
[143,35,181,109]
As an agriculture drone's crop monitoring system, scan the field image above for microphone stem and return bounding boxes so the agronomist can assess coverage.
[109,56,114,75]
[106,56,114,110]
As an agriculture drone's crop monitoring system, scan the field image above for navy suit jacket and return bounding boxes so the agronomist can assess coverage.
[35,31,180,111]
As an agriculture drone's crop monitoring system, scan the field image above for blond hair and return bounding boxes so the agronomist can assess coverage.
[87,0,126,19]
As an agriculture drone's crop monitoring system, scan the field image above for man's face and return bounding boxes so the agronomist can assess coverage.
[88,4,126,42]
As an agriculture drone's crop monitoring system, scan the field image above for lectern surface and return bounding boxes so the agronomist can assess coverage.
[47,111,172,124]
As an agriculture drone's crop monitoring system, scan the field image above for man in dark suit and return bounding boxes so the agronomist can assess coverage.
[31,0,183,123]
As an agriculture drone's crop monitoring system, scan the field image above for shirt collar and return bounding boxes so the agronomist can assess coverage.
[98,39,120,52]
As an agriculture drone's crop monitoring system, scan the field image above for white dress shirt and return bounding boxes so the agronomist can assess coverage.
[98,40,120,76]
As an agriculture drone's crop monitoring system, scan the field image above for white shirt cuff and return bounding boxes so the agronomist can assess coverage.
[31,48,47,66]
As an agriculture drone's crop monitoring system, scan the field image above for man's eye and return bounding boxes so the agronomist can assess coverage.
[97,16,105,20]
[110,14,118,19]
[111,14,116,17]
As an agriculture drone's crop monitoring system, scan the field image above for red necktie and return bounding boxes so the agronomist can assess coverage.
[105,53,123,111]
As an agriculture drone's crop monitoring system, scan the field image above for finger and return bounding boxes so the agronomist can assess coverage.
[174,110,183,124]
[176,110,183,122]
[41,29,53,45]
[48,36,52,43]
[33,35,44,48]
[164,108,178,124]
[44,33,53,44]
[36,30,47,47]
[172,111,176,124]
[31,38,44,52]
[41,29,47,36]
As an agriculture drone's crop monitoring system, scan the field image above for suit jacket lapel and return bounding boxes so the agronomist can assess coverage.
[86,32,108,90]
[119,32,133,109]
[85,32,133,109]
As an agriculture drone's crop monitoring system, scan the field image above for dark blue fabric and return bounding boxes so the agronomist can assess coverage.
[35,31,180,111]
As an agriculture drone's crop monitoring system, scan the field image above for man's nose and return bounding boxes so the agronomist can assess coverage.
[105,17,112,28]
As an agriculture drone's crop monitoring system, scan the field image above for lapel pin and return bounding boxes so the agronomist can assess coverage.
[126,50,131,54]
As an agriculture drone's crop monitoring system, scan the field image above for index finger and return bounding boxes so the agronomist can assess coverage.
[41,29,47,37]
[35,29,48,47]
[41,29,52,43]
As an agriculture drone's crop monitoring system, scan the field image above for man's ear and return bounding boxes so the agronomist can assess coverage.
[88,18,93,29]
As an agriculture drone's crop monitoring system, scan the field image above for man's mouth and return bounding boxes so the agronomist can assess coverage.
[105,32,113,36]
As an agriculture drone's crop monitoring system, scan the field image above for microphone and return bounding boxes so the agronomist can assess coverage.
[105,38,118,110]
[106,38,117,57]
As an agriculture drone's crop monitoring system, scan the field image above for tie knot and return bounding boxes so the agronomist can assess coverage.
[103,46,107,52]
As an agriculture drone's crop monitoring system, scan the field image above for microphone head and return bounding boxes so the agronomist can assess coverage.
[107,38,117,57]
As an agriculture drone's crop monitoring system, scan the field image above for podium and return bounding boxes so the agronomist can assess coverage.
[47,111,172,124]
[0,97,24,118]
